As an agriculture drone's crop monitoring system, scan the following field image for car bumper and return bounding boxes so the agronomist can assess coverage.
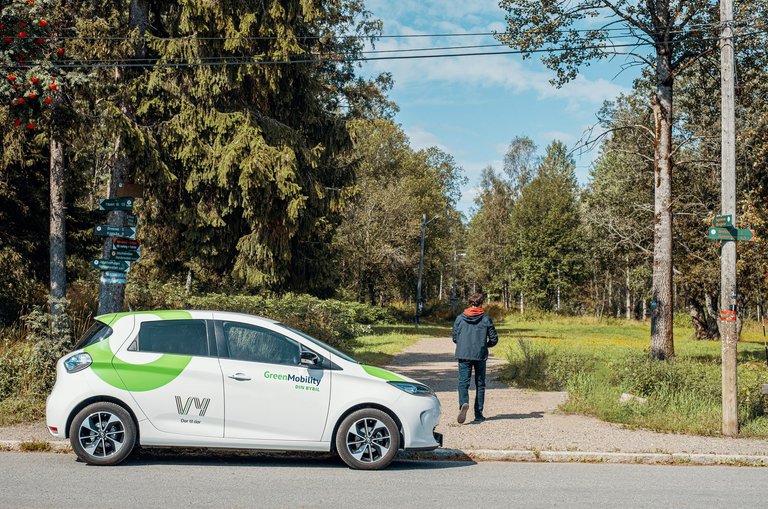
[399,394,441,449]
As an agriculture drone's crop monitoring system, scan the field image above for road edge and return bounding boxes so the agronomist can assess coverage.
[2,440,767,467]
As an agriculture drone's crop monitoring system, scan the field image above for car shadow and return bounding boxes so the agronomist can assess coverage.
[486,411,545,421]
[110,448,474,470]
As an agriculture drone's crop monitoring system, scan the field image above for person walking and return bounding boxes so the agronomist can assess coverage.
[452,292,498,424]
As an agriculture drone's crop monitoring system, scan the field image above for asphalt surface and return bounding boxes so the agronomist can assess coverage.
[0,451,765,508]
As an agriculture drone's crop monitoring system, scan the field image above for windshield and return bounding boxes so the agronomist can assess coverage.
[282,325,359,364]
[74,321,113,351]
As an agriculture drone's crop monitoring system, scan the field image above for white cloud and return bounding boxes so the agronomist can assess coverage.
[406,126,448,151]
[540,130,578,145]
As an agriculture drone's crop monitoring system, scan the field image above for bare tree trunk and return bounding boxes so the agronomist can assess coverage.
[687,296,709,340]
[519,292,524,314]
[49,136,66,316]
[704,292,721,339]
[650,44,675,359]
[625,259,631,320]
[438,271,443,301]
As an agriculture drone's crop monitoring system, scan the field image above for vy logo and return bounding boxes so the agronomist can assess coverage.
[175,396,210,417]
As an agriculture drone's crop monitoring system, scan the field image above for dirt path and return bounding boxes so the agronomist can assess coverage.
[387,337,768,455]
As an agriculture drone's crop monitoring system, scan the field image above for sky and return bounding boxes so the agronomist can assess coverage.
[360,0,641,213]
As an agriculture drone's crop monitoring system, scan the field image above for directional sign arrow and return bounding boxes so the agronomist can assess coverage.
[99,198,133,211]
[100,270,127,284]
[110,249,140,262]
[92,259,131,272]
[94,225,136,239]
[707,227,754,242]
[113,238,140,250]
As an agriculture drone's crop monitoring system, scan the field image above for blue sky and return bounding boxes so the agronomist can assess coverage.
[360,0,640,213]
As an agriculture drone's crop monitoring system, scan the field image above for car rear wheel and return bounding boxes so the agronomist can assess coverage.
[69,402,136,466]
[336,408,400,470]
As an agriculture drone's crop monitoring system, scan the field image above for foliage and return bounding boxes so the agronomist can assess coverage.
[496,316,768,435]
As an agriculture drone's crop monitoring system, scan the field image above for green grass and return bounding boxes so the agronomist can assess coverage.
[496,314,768,437]
[340,323,450,366]
[0,396,45,426]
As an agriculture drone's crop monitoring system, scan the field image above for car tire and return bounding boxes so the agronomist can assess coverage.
[69,402,136,466]
[336,408,400,470]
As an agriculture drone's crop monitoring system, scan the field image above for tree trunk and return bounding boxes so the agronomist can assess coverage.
[625,259,631,320]
[519,292,524,314]
[649,45,675,359]
[97,0,149,315]
[704,292,721,339]
[687,296,709,340]
[49,135,66,316]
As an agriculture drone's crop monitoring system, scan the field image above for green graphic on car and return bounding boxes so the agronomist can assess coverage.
[85,311,193,392]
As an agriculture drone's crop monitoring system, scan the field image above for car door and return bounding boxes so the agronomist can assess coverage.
[216,320,331,441]
[112,314,224,438]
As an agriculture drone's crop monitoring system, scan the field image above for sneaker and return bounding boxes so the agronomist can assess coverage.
[473,415,486,423]
[457,403,469,424]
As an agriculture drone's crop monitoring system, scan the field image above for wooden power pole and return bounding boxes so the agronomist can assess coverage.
[719,0,738,436]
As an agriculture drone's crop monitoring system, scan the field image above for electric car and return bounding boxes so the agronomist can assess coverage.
[46,310,442,470]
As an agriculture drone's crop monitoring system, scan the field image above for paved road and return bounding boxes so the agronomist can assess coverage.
[1,452,764,508]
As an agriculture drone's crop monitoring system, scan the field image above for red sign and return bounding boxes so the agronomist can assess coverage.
[720,309,737,322]
[113,238,140,251]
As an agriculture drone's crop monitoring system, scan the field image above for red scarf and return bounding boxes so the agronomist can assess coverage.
[463,306,484,316]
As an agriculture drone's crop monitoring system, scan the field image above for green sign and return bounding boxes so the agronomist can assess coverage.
[92,259,131,272]
[126,214,137,227]
[110,249,140,262]
[713,215,733,227]
[99,198,134,211]
[707,227,754,242]
[94,225,136,239]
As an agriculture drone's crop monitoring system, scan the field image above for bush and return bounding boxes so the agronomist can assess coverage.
[501,338,592,390]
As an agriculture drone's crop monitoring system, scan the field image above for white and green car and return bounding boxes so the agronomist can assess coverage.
[46,311,442,470]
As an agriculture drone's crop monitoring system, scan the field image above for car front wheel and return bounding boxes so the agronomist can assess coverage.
[336,408,400,470]
[69,402,136,466]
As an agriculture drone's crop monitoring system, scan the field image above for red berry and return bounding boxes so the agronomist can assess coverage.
[36,37,45,44]
[38,20,48,27]
[26,123,34,130]
[49,83,57,90]
[28,93,36,99]
[17,98,24,104]
[3,37,12,43]
[8,74,16,81]
[18,22,28,28]
[44,97,52,104]
[30,77,39,83]
[57,47,64,55]
[18,32,27,38]
[14,118,21,127]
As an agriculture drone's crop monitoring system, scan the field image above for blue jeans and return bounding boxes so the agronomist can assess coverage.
[458,359,486,418]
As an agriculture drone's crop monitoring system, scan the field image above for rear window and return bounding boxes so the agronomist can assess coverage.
[137,320,209,357]
[74,321,113,350]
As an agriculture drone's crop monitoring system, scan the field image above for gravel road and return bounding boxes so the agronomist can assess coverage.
[386,337,768,456]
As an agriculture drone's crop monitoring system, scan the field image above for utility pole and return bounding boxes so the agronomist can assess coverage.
[416,214,439,328]
[720,0,738,436]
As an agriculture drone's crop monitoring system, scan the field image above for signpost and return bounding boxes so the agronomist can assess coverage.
[113,238,140,251]
[116,182,145,198]
[94,225,136,239]
[110,249,140,262]
[98,198,133,211]
[100,271,127,284]
[92,259,131,272]
[707,226,754,242]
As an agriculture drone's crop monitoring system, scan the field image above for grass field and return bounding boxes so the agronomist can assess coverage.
[495,314,768,437]
[342,323,450,366]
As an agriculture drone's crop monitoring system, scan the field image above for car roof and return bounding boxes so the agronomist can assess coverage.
[95,310,280,325]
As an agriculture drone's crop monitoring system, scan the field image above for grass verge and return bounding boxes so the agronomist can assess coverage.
[342,323,450,366]
[0,397,45,427]
[497,315,768,437]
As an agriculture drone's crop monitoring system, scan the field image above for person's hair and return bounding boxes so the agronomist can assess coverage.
[468,293,485,307]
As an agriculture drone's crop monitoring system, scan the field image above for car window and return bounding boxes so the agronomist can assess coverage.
[74,321,113,350]
[223,322,300,365]
[137,320,209,357]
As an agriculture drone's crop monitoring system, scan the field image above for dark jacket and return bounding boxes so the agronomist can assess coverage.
[452,308,499,361]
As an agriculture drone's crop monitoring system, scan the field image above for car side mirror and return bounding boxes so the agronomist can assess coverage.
[300,350,321,367]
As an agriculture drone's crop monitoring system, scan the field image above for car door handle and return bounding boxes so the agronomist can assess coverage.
[228,373,251,381]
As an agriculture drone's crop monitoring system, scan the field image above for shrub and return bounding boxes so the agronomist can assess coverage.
[500,338,590,390]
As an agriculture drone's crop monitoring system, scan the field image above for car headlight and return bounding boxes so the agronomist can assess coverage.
[388,381,434,397]
[64,352,92,373]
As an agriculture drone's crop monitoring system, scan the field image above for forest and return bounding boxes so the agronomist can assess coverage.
[0,0,767,353]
